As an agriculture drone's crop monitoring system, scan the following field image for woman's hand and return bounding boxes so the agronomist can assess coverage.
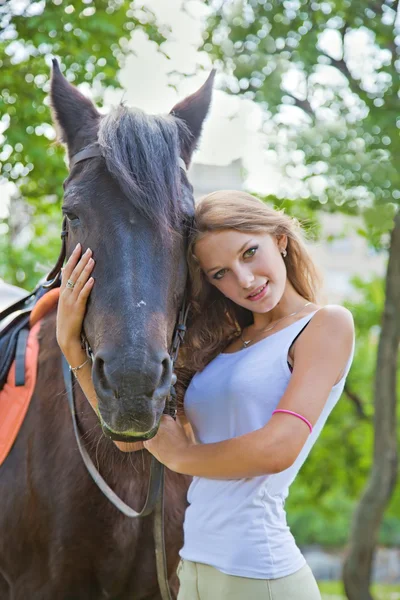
[143,415,193,472]
[56,243,95,362]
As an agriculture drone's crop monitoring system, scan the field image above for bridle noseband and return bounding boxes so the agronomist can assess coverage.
[52,143,191,600]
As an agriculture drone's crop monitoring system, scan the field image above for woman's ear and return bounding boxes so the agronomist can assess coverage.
[276,234,288,253]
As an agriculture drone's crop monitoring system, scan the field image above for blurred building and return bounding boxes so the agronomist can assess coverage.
[189,160,387,303]
[188,159,244,199]
[309,213,386,303]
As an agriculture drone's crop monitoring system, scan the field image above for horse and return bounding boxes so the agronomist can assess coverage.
[0,59,214,599]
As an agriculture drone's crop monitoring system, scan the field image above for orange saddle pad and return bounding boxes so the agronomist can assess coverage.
[0,288,59,467]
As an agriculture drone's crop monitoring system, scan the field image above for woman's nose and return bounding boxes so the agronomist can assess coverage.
[237,269,255,289]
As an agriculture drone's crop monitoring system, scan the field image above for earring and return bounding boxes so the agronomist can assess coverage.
[281,249,287,258]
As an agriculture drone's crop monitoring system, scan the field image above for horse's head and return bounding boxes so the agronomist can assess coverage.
[50,59,214,441]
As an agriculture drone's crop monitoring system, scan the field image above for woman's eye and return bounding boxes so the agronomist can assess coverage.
[243,246,258,259]
[213,269,227,281]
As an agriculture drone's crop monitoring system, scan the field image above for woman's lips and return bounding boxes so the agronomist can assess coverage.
[247,282,269,301]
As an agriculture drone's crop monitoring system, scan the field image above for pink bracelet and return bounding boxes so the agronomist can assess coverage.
[272,409,313,434]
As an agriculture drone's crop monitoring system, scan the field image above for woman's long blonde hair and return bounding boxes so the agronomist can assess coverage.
[175,190,322,402]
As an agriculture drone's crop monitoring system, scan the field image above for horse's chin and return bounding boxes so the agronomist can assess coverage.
[100,421,159,443]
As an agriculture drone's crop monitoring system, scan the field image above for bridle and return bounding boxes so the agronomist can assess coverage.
[47,143,191,600]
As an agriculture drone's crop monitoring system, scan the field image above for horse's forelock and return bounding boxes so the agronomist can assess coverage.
[97,106,191,232]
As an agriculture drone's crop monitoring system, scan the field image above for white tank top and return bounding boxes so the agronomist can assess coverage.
[180,309,355,579]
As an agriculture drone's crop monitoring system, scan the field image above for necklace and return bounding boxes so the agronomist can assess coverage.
[240,302,312,349]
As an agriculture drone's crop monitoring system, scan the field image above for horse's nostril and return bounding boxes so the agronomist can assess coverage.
[93,356,112,393]
[159,356,172,390]
[92,349,173,403]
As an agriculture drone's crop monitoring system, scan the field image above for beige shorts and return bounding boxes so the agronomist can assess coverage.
[177,559,322,600]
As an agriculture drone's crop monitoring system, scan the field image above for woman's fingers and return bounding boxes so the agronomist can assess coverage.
[78,277,95,303]
[57,245,95,353]
[61,247,93,293]
[61,243,82,290]
[72,257,95,297]
[67,249,92,287]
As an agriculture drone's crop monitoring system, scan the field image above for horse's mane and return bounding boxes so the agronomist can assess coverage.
[97,105,191,232]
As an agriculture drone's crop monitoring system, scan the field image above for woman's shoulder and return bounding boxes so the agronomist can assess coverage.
[313,304,354,331]
[292,304,354,384]
[303,304,355,351]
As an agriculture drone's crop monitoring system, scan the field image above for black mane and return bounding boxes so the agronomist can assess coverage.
[97,105,190,230]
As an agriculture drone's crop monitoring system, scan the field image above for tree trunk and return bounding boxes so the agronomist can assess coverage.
[343,210,400,600]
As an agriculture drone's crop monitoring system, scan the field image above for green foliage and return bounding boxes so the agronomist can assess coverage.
[319,581,400,600]
[0,0,166,288]
[204,0,399,223]
[266,194,323,241]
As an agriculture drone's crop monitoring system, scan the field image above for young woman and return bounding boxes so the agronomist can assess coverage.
[57,190,354,600]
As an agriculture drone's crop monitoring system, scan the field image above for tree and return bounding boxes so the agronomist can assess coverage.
[203,1,400,597]
[0,0,165,288]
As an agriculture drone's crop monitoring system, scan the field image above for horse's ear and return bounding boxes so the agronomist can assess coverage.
[170,70,215,166]
[50,58,100,155]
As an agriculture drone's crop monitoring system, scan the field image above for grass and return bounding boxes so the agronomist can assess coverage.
[318,581,400,600]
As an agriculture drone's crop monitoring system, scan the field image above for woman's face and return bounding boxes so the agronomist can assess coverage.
[194,230,287,313]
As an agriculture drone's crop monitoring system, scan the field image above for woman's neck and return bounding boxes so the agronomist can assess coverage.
[251,284,312,331]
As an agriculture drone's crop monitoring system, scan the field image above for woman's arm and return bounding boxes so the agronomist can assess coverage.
[177,414,196,443]
[144,305,355,478]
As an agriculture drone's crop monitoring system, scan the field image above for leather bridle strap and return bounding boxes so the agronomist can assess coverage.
[69,144,188,173]
[69,146,104,170]
[62,356,164,517]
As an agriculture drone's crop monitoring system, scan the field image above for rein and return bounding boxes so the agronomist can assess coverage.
[52,143,190,600]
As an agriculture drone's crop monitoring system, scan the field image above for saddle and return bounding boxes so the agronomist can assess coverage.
[0,284,60,391]
[0,284,60,466]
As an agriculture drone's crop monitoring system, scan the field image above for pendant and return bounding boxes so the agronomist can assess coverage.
[242,340,251,349]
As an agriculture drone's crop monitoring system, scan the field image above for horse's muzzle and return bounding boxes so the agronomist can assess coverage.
[92,347,173,403]
[101,420,159,443]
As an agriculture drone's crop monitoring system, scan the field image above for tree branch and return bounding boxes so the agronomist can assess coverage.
[318,21,372,105]
[343,383,370,420]
[321,4,399,107]
[284,92,315,118]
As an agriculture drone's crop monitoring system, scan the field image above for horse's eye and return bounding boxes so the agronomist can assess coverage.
[63,211,80,226]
